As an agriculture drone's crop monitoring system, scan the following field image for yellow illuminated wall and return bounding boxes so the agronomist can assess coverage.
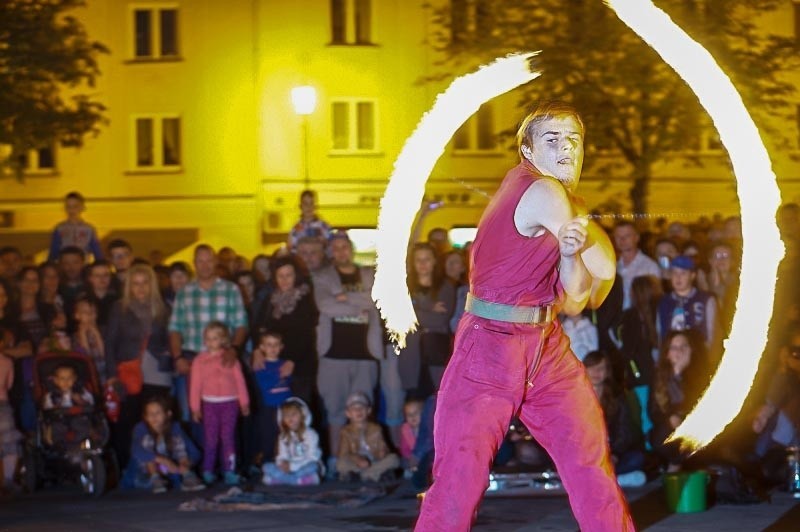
[1,0,799,263]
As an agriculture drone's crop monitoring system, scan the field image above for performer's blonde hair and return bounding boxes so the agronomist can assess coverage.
[516,101,585,159]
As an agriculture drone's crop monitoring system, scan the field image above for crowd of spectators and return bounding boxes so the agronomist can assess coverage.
[1,190,799,496]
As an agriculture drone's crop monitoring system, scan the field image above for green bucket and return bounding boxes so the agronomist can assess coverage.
[663,470,709,513]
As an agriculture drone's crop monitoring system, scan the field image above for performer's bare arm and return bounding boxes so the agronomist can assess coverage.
[515,178,615,313]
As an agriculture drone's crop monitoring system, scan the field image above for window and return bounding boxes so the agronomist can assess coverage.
[330,0,372,45]
[796,104,800,149]
[453,104,497,152]
[18,145,56,173]
[132,115,181,170]
[331,99,377,152]
[795,2,800,42]
[131,5,179,59]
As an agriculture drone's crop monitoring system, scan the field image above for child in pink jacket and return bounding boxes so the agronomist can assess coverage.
[190,321,250,485]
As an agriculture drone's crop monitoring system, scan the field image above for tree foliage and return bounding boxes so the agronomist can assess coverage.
[0,0,108,179]
[428,0,800,212]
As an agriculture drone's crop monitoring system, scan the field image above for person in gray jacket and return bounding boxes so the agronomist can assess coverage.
[312,232,383,460]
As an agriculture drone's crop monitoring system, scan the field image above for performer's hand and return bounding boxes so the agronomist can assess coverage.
[557,217,588,257]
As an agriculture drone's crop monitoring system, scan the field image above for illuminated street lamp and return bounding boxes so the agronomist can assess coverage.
[291,86,317,188]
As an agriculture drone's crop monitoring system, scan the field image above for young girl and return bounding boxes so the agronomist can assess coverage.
[262,397,322,486]
[251,331,293,465]
[72,298,106,385]
[189,321,250,485]
[128,396,205,493]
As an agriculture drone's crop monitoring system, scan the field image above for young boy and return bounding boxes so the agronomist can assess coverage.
[43,365,94,410]
[251,331,294,464]
[48,191,104,261]
[42,364,94,447]
[336,391,399,482]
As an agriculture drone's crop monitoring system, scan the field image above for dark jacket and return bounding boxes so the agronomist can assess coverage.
[253,286,319,379]
[104,301,170,380]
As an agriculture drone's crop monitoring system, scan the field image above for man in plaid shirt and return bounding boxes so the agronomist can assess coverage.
[169,244,248,420]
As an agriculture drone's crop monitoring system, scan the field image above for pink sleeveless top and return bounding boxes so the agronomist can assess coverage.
[469,161,564,307]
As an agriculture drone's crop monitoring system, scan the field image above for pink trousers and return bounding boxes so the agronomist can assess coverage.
[415,314,635,531]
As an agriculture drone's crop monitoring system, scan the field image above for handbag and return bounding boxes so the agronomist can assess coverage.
[420,331,452,367]
[117,334,148,395]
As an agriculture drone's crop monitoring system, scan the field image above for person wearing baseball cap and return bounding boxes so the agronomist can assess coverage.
[656,255,720,352]
[336,391,399,482]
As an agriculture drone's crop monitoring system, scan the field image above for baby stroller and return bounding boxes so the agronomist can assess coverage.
[20,351,113,496]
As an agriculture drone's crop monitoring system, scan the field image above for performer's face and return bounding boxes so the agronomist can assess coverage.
[528,115,584,190]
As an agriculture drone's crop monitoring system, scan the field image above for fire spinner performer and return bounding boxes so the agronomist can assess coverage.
[415,101,635,531]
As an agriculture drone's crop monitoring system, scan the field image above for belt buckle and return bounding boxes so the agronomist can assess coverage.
[529,305,551,326]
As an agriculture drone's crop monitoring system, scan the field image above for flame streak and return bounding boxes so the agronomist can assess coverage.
[606,0,784,450]
[372,53,541,348]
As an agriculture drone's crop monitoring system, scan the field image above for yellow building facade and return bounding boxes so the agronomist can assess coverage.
[2,0,800,261]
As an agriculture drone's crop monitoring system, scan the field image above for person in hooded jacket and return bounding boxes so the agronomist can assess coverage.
[261,397,322,485]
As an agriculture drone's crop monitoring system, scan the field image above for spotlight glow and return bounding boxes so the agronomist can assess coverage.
[372,53,541,348]
[606,0,784,450]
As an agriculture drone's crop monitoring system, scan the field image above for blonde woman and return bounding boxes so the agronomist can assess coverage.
[105,264,173,468]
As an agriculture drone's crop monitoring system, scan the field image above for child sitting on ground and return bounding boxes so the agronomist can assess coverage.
[251,331,294,467]
[262,397,322,485]
[399,399,423,475]
[337,391,399,482]
[127,396,205,493]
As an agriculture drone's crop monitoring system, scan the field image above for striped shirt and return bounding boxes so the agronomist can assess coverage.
[168,278,247,352]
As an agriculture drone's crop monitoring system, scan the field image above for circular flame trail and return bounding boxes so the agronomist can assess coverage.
[609,0,784,450]
[371,53,541,348]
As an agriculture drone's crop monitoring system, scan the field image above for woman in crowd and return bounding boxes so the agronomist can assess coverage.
[649,329,710,472]
[106,264,173,468]
[441,249,467,288]
[16,267,55,431]
[583,350,646,487]
[399,243,455,399]
[252,255,319,405]
[37,262,64,312]
[0,278,34,433]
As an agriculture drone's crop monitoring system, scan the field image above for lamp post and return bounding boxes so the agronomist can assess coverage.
[290,86,317,188]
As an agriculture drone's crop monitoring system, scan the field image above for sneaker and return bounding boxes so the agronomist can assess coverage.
[296,473,320,486]
[223,471,242,485]
[202,471,216,485]
[181,472,207,492]
[151,475,168,494]
[617,470,647,488]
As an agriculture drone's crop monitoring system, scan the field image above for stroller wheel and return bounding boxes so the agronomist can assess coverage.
[79,454,106,497]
